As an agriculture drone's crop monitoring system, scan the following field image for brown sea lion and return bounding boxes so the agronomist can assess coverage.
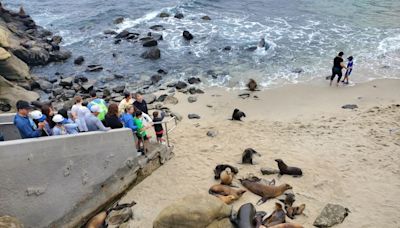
[86,211,107,228]
[239,178,292,205]
[255,211,267,228]
[220,167,234,185]
[214,164,239,179]
[216,194,237,204]
[268,223,304,228]
[263,203,286,226]
[275,159,303,176]
[209,184,246,199]
[247,79,258,91]
[285,204,305,219]
[242,148,261,164]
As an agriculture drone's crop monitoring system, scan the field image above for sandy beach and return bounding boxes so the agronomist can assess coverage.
[119,79,400,228]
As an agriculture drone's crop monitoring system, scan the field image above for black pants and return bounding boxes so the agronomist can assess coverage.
[331,67,342,83]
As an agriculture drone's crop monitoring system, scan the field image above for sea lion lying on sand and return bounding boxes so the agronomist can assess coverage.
[263,203,286,226]
[279,193,296,207]
[220,167,234,185]
[230,203,257,228]
[268,224,304,228]
[246,175,275,186]
[239,178,292,205]
[209,184,246,199]
[242,148,261,164]
[285,204,305,219]
[216,195,237,205]
[275,159,303,176]
[86,211,107,228]
[247,79,258,91]
[232,108,246,121]
[214,164,239,179]
[260,167,280,175]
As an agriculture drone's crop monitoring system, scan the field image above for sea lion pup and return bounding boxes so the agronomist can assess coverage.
[232,108,246,121]
[263,203,286,227]
[239,178,292,205]
[214,164,239,179]
[230,203,257,228]
[242,148,261,164]
[220,167,234,185]
[279,193,295,207]
[268,224,304,228]
[216,194,237,204]
[209,184,246,199]
[258,38,266,48]
[255,211,267,228]
[275,159,303,176]
[285,204,305,219]
[86,211,107,228]
[247,79,258,91]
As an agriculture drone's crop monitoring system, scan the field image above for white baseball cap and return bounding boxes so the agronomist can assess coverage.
[90,104,101,113]
[30,110,46,122]
[52,114,65,123]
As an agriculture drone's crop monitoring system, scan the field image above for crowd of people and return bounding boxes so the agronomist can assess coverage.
[10,92,166,153]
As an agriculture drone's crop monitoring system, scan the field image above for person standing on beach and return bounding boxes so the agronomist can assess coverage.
[330,52,347,87]
[342,56,354,85]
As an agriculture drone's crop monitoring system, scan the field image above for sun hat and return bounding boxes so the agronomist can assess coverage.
[90,104,101,113]
[52,114,65,123]
[30,110,46,122]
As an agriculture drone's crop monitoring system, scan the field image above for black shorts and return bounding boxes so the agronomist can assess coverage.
[156,133,163,138]
[331,67,342,82]
[137,134,148,140]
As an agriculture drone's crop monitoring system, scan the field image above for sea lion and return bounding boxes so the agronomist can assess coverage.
[258,38,266,48]
[275,159,303,176]
[220,167,234,185]
[242,148,261,164]
[232,108,246,121]
[255,211,267,228]
[216,194,237,204]
[239,178,292,205]
[268,224,304,228]
[279,193,295,207]
[285,204,305,219]
[214,164,239,179]
[230,203,257,228]
[247,79,258,91]
[209,184,246,199]
[86,211,107,228]
[245,175,275,186]
[263,203,286,226]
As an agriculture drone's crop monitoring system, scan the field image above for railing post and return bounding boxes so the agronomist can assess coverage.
[165,122,170,147]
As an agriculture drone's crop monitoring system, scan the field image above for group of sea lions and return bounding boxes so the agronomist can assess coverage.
[208,148,306,228]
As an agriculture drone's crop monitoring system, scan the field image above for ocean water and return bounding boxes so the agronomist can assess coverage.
[3,0,400,89]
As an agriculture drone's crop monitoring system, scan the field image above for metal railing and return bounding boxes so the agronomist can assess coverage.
[139,116,178,148]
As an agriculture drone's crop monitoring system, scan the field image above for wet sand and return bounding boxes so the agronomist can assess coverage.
[120,79,400,227]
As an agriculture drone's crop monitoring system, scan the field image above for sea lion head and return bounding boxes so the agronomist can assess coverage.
[275,202,283,210]
[224,167,232,174]
[236,189,247,196]
[283,183,293,190]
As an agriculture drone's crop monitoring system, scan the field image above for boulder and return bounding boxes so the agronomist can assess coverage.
[104,30,117,35]
[11,46,50,66]
[188,87,204,94]
[207,130,218,137]
[174,13,184,19]
[51,35,62,45]
[201,16,212,21]
[49,50,71,62]
[153,194,231,228]
[0,99,11,112]
[141,47,161,60]
[188,114,200,119]
[143,39,158,47]
[188,96,197,103]
[126,33,139,40]
[0,47,30,81]
[157,94,168,102]
[313,204,349,227]
[112,85,125,93]
[188,77,201,84]
[74,56,85,65]
[74,75,88,83]
[59,76,74,87]
[149,25,165,31]
[342,104,358,110]
[143,94,157,104]
[223,46,232,51]
[86,64,103,72]
[150,74,162,84]
[170,112,183,121]
[0,215,24,228]
[81,80,95,92]
[175,81,187,89]
[36,79,53,92]
[159,12,170,18]
[163,96,178,105]
[183,31,193,41]
[115,30,131,39]
[0,75,39,112]
[113,17,124,24]
[157,69,168,74]
[0,25,11,48]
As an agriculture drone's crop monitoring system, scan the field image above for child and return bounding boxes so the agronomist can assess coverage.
[343,56,354,85]
[30,110,52,136]
[152,111,165,143]
[52,114,79,135]
[134,110,150,153]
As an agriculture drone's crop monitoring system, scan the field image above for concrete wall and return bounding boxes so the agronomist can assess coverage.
[0,128,140,227]
[0,113,20,140]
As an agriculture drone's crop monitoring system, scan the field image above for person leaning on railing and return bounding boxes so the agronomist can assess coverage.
[13,100,44,139]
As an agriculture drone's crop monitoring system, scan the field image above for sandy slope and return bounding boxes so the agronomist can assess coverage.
[120,79,400,228]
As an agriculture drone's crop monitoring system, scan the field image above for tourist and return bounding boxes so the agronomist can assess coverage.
[41,104,56,129]
[13,100,44,139]
[133,93,148,114]
[120,105,138,133]
[103,103,123,129]
[71,96,90,132]
[134,106,152,127]
[52,114,79,135]
[84,105,110,132]
[134,110,151,152]
[118,91,133,114]
[87,90,108,121]
[330,51,347,87]
[152,111,165,143]
[342,56,354,85]
[30,110,52,136]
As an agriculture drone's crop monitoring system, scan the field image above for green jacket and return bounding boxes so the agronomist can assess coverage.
[134,117,146,138]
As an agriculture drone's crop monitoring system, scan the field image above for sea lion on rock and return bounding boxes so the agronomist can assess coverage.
[239,178,292,205]
[242,148,261,164]
[232,108,246,121]
[214,164,239,179]
[220,167,234,185]
[216,195,237,204]
[285,204,305,219]
[275,159,303,176]
[247,79,258,91]
[268,224,304,228]
[263,203,286,226]
[209,184,246,199]
[230,203,257,228]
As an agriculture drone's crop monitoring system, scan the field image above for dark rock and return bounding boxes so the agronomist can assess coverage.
[207,130,218,137]
[51,35,62,45]
[175,81,188,90]
[103,88,111,97]
[260,168,280,175]
[113,17,124,24]
[104,30,117,35]
[49,50,71,62]
[188,96,197,103]
[246,46,257,52]
[163,96,179,105]
[342,104,358,109]
[126,33,139,40]
[143,39,158,47]
[159,12,170,18]
[201,16,211,20]
[31,101,47,109]
[12,46,50,66]
[223,46,232,51]
[292,68,304,74]
[151,74,162,84]
[313,204,350,227]
[149,32,163,41]
[74,56,85,65]
[188,87,204,94]
[0,100,11,112]
[140,47,161,60]
[206,70,218,79]
[81,80,95,92]
[183,31,193,41]
[64,89,76,99]
[36,79,53,92]
[140,37,153,42]
[170,112,182,121]
[113,85,125,93]
[114,74,124,79]
[166,82,176,88]
[52,87,64,96]
[188,77,201,84]
[86,64,103,72]
[114,39,122,44]
[157,94,168,102]
[59,77,74,87]
[238,93,250,99]
[74,75,88,84]
[149,25,165,31]
[157,69,168,74]
[188,114,200,119]
[143,94,157,104]
[115,30,130,39]
[174,13,184,19]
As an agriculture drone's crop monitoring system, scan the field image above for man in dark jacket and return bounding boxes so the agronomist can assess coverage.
[133,93,148,114]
